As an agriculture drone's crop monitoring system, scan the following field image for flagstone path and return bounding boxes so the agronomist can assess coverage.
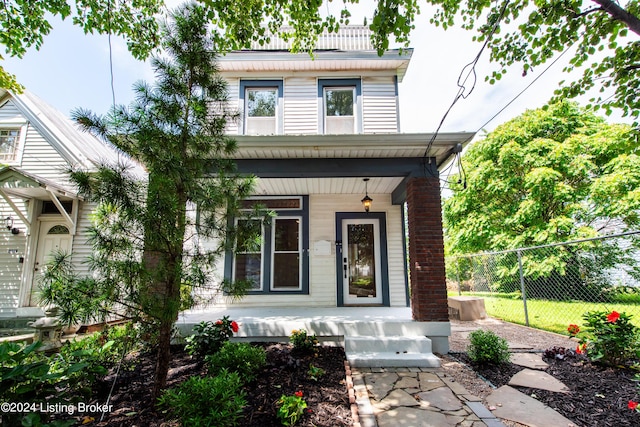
[352,351,576,427]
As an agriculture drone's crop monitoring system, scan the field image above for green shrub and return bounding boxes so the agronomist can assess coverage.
[185,317,239,357]
[467,329,510,365]
[206,342,266,382]
[0,341,86,426]
[158,370,246,427]
[289,329,318,353]
[574,310,640,366]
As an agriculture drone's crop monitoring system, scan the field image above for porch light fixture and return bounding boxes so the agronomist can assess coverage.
[5,216,19,235]
[361,178,373,212]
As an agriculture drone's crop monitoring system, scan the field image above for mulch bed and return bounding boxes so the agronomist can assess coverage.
[83,343,352,426]
[454,350,640,427]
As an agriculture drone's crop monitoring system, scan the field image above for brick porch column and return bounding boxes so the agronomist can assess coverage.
[406,176,448,322]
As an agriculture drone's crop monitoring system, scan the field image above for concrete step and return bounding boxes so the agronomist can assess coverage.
[345,335,440,368]
[345,335,432,353]
[347,351,441,368]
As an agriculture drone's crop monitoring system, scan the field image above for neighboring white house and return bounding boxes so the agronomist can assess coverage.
[0,88,142,318]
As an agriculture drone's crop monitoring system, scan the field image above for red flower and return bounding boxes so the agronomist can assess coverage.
[216,320,223,325]
[295,391,303,398]
[576,343,586,354]
[567,324,580,336]
[628,400,638,411]
[607,311,620,323]
[231,321,239,333]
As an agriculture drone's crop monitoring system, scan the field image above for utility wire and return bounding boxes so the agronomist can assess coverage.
[422,0,511,165]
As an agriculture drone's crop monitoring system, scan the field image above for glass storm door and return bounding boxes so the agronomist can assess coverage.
[341,218,382,305]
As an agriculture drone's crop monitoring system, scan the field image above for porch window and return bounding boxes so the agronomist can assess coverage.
[0,128,20,161]
[240,80,283,135]
[272,218,301,290]
[318,79,361,134]
[233,219,264,290]
[227,196,309,294]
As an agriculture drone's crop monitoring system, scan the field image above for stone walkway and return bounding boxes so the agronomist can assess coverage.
[352,351,576,427]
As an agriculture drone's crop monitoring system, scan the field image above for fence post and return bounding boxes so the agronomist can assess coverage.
[517,249,530,327]
[456,258,462,296]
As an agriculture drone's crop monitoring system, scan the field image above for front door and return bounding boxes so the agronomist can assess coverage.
[29,222,72,305]
[337,215,387,305]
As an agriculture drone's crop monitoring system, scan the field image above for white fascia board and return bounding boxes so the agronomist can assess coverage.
[10,93,89,168]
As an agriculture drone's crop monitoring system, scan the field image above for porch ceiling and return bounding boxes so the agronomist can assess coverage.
[253,176,404,195]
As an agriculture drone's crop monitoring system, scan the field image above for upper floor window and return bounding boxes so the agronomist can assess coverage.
[318,79,362,134]
[0,128,20,161]
[240,80,283,135]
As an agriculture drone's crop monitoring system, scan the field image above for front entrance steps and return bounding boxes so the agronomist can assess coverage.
[345,335,440,368]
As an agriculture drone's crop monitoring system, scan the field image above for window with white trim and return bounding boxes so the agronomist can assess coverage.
[0,128,20,161]
[271,217,301,290]
[318,79,361,134]
[240,80,283,135]
[324,87,355,134]
[246,88,277,135]
[227,197,309,294]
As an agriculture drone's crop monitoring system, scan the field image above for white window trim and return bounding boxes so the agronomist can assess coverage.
[270,216,303,291]
[323,86,356,134]
[0,123,27,165]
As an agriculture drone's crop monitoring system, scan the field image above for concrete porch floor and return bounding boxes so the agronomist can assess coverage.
[176,306,451,355]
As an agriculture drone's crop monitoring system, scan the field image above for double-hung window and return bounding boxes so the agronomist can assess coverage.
[240,80,283,135]
[319,79,361,134]
[0,128,21,162]
[228,197,309,294]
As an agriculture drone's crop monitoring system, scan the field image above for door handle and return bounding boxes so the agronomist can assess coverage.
[343,264,347,279]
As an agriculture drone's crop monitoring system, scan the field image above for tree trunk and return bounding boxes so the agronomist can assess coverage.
[153,318,174,399]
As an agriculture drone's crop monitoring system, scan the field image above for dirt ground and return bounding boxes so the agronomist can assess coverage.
[441,318,640,427]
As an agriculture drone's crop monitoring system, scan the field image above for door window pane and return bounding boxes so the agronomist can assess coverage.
[347,224,376,298]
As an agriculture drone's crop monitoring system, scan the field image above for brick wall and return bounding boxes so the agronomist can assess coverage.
[406,176,448,321]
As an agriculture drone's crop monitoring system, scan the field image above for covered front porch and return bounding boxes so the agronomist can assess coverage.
[176,306,451,367]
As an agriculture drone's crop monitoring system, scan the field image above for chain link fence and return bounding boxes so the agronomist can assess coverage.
[446,231,640,333]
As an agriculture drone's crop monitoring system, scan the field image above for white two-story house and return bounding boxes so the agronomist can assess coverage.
[188,27,475,357]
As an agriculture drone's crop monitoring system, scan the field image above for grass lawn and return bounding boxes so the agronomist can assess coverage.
[449,291,640,335]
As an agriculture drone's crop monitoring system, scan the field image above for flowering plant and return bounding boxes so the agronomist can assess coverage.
[185,316,239,356]
[629,400,639,412]
[290,329,318,353]
[276,390,307,426]
[568,310,640,366]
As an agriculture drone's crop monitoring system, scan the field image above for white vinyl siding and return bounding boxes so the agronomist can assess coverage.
[70,201,96,278]
[0,222,27,317]
[283,77,317,134]
[20,125,70,182]
[225,78,240,135]
[362,77,398,133]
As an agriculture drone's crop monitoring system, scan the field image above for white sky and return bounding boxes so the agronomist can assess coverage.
[2,1,629,136]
